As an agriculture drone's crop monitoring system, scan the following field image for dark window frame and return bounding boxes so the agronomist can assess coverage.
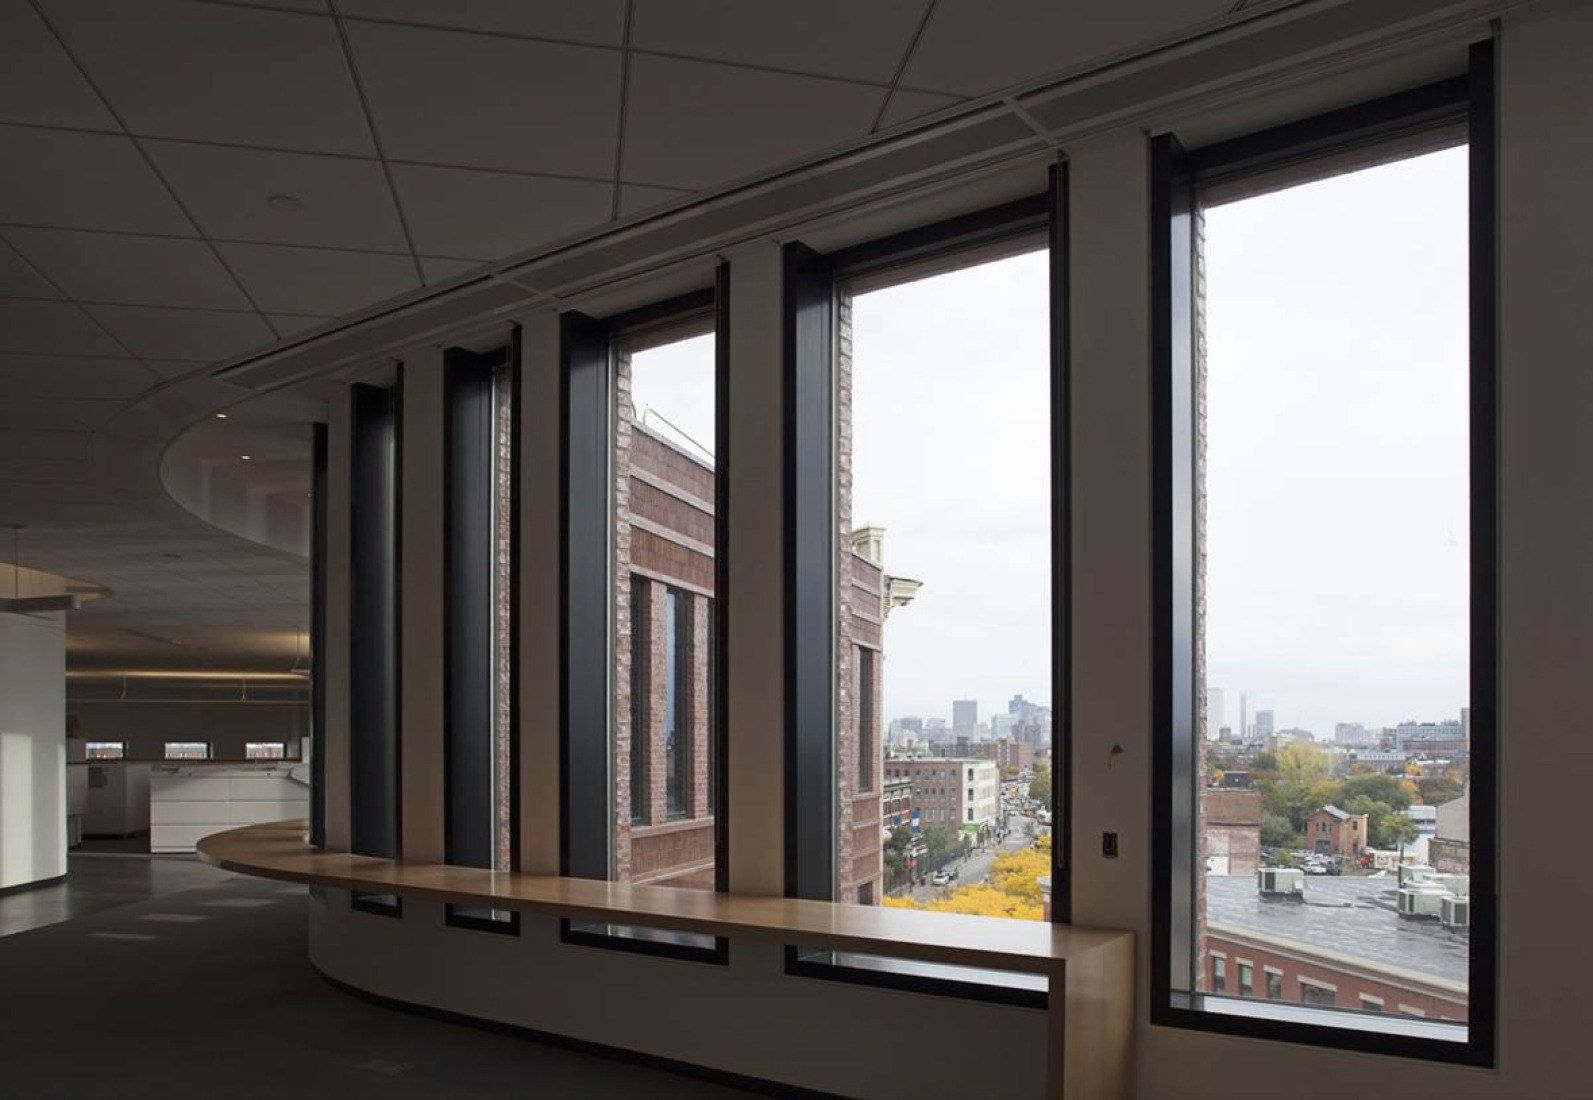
[310,421,328,847]
[443,337,522,937]
[559,273,730,965]
[782,178,1069,1009]
[1150,44,1497,1067]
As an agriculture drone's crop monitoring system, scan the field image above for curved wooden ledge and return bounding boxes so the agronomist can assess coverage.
[200,821,1134,1097]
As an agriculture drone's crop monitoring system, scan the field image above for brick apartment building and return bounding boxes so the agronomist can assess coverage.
[614,334,889,901]
[975,737,1034,771]
[1306,804,1369,858]
[882,758,1000,840]
[1203,788,1262,876]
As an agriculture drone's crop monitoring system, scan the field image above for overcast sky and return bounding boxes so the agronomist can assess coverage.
[629,144,1469,736]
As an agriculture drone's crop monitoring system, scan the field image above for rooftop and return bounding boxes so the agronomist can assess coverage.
[1206,875,1469,986]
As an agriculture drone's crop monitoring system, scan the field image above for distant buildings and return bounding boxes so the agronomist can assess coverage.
[1204,788,1262,876]
[952,699,978,735]
[1431,789,1470,873]
[1306,805,1368,858]
[1396,719,1464,749]
[884,758,1000,836]
[1254,709,1275,739]
[1335,722,1373,745]
[975,737,1034,771]
[1207,687,1226,742]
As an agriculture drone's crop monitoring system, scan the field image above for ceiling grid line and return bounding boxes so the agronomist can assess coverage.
[0,233,165,383]
[23,0,286,343]
[871,0,942,133]
[608,1,637,221]
[326,0,427,287]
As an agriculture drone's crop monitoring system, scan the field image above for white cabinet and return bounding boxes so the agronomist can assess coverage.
[148,764,308,853]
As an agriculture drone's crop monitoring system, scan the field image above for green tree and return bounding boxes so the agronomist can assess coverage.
[883,826,910,888]
[1339,773,1412,811]
[999,764,1020,782]
[1261,743,1338,832]
[1251,750,1279,774]
[1260,812,1296,848]
[1342,795,1421,848]
[1028,764,1052,804]
[922,824,958,869]
[1416,774,1463,806]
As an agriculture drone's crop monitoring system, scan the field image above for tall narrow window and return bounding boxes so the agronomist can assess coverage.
[563,279,727,960]
[444,341,518,931]
[1155,53,1495,1065]
[786,189,1065,1006]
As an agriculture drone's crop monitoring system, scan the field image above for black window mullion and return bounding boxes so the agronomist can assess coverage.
[783,241,837,903]
[310,421,327,848]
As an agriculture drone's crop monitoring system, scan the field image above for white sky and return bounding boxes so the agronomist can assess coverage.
[628,146,1469,736]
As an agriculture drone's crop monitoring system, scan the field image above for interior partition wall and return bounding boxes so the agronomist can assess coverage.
[349,379,401,913]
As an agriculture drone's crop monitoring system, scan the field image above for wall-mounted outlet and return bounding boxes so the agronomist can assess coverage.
[1102,831,1119,858]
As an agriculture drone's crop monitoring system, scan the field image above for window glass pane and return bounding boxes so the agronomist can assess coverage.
[1198,146,1469,1025]
[163,742,209,760]
[245,742,287,760]
[615,329,716,891]
[491,362,514,873]
[85,742,126,760]
[842,247,1052,922]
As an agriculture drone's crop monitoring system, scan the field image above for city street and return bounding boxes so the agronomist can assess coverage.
[904,812,1040,904]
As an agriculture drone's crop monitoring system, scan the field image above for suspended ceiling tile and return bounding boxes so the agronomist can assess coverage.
[144,140,410,253]
[631,0,928,85]
[418,256,483,285]
[336,0,627,47]
[348,21,621,177]
[0,0,119,129]
[0,396,125,431]
[214,241,419,316]
[622,55,880,190]
[903,0,1230,97]
[143,360,211,381]
[266,314,333,338]
[390,163,613,260]
[617,183,693,219]
[876,89,964,131]
[84,303,275,361]
[41,0,375,155]
[0,240,64,299]
[0,429,91,460]
[0,299,128,356]
[3,226,252,310]
[0,124,193,235]
[0,353,157,399]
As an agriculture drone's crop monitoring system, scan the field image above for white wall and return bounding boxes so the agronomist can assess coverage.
[0,608,66,891]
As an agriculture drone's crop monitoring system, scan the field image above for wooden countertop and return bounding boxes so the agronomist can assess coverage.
[197,820,1130,975]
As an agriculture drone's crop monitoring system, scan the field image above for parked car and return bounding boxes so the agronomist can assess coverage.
[930,871,951,887]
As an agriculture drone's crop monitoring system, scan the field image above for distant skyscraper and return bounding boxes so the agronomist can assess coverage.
[952,699,978,734]
[1335,722,1371,745]
[1254,709,1275,739]
[1206,687,1226,742]
[1239,693,1250,740]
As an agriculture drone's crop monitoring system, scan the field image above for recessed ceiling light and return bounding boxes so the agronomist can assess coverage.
[240,455,253,461]
[266,194,305,212]
[215,412,229,419]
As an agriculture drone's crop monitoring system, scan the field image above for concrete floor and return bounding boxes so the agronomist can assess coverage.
[0,858,770,1099]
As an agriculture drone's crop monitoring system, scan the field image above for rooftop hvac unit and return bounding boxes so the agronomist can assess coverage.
[1441,894,1470,929]
[1398,885,1447,919]
[1258,867,1305,898]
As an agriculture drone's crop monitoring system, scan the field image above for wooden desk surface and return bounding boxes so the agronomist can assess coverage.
[198,820,1129,975]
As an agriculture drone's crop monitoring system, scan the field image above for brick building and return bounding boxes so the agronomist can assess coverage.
[1203,787,1261,876]
[615,338,889,900]
[882,758,1000,841]
[1306,804,1368,858]
[1206,877,1467,1020]
[976,737,1034,771]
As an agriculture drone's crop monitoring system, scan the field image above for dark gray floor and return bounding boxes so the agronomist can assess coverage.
[0,863,761,1099]
[0,853,232,937]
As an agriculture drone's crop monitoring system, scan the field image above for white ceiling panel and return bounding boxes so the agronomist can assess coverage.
[3,226,252,310]
[85,303,274,361]
[337,0,627,47]
[214,241,419,316]
[0,0,118,129]
[631,0,928,85]
[622,55,881,190]
[418,256,482,285]
[390,163,613,260]
[42,0,375,155]
[904,0,1229,97]
[0,239,63,298]
[0,124,193,235]
[0,299,127,356]
[266,314,333,338]
[0,353,157,399]
[145,140,410,253]
[349,21,621,178]
[616,183,693,219]
[876,89,964,131]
